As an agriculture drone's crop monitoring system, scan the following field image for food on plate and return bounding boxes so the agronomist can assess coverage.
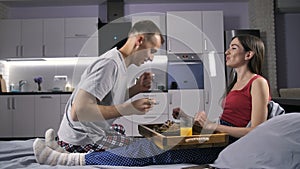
[154,120,180,133]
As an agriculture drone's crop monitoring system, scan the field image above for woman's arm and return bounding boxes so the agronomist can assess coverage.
[195,77,270,138]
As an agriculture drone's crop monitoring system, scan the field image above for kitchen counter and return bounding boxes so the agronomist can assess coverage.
[0,91,72,95]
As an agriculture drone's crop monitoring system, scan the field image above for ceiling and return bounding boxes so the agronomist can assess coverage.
[0,0,249,7]
[2,0,299,13]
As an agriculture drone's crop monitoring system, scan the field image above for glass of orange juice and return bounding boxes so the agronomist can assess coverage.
[180,117,193,136]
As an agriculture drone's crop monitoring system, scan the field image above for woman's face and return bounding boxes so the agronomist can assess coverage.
[225,37,248,68]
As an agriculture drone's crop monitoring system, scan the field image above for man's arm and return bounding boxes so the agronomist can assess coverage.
[71,89,155,122]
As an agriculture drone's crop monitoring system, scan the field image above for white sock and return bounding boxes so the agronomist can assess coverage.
[45,128,69,153]
[33,138,86,166]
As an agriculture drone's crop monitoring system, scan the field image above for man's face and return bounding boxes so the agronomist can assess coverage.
[132,34,162,66]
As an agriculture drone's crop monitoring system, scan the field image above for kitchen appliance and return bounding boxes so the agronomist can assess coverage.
[167,54,204,90]
[167,54,205,120]
[98,22,131,55]
[224,29,260,87]
[52,75,68,91]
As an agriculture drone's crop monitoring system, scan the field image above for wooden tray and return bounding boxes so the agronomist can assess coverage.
[138,123,229,150]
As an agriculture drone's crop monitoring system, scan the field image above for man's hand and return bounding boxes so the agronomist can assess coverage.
[136,72,153,92]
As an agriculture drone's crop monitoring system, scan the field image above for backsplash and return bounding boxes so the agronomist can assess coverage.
[1,57,98,92]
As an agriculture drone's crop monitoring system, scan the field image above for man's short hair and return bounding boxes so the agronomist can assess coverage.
[129,20,165,45]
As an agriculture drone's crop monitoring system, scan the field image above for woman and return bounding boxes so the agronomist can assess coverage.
[193,34,270,141]
[33,34,270,166]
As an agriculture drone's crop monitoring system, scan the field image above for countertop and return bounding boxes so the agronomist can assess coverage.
[0,91,72,95]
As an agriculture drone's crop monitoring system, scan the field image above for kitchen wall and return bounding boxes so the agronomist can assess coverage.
[3,57,97,92]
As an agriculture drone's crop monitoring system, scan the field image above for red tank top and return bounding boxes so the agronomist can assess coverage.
[220,75,269,127]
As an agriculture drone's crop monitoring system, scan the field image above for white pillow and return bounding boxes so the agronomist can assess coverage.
[211,113,300,169]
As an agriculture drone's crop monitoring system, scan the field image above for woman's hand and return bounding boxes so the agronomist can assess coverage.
[194,111,217,130]
[172,107,189,119]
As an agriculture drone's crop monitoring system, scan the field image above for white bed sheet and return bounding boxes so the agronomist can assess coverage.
[0,139,199,169]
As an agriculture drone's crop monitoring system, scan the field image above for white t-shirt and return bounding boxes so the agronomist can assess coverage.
[58,48,128,145]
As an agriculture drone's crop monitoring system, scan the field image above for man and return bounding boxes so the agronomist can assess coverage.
[56,20,164,153]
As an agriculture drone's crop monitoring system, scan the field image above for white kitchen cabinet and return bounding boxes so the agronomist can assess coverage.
[0,19,21,58]
[0,18,65,58]
[43,18,65,57]
[202,11,224,53]
[35,95,61,137]
[166,11,224,54]
[0,96,13,137]
[0,95,35,137]
[13,95,35,137]
[64,17,98,57]
[65,17,98,38]
[168,89,205,120]
[60,94,71,121]
[0,94,71,138]
[167,11,203,54]
[65,37,98,57]
[21,19,43,57]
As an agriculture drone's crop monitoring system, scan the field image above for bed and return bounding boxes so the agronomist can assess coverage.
[0,138,201,169]
[1,113,300,169]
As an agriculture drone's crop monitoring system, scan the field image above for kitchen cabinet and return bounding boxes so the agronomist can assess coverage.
[13,95,35,137]
[168,89,205,120]
[202,11,224,53]
[0,18,65,58]
[65,17,98,38]
[166,11,224,54]
[64,17,98,57]
[60,94,71,120]
[35,95,61,137]
[21,19,43,57]
[0,94,71,138]
[43,18,65,57]
[0,95,35,137]
[0,96,13,137]
[0,19,21,58]
[167,11,203,54]
[131,14,167,54]
[65,37,98,57]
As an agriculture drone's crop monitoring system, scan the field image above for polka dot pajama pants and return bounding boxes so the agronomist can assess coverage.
[85,138,224,166]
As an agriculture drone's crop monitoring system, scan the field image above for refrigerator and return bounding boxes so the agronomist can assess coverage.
[224,29,260,87]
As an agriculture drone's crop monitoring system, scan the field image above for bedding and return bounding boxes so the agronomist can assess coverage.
[0,139,199,169]
[2,113,299,169]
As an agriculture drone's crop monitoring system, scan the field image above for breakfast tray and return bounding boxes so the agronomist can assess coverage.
[138,123,229,150]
